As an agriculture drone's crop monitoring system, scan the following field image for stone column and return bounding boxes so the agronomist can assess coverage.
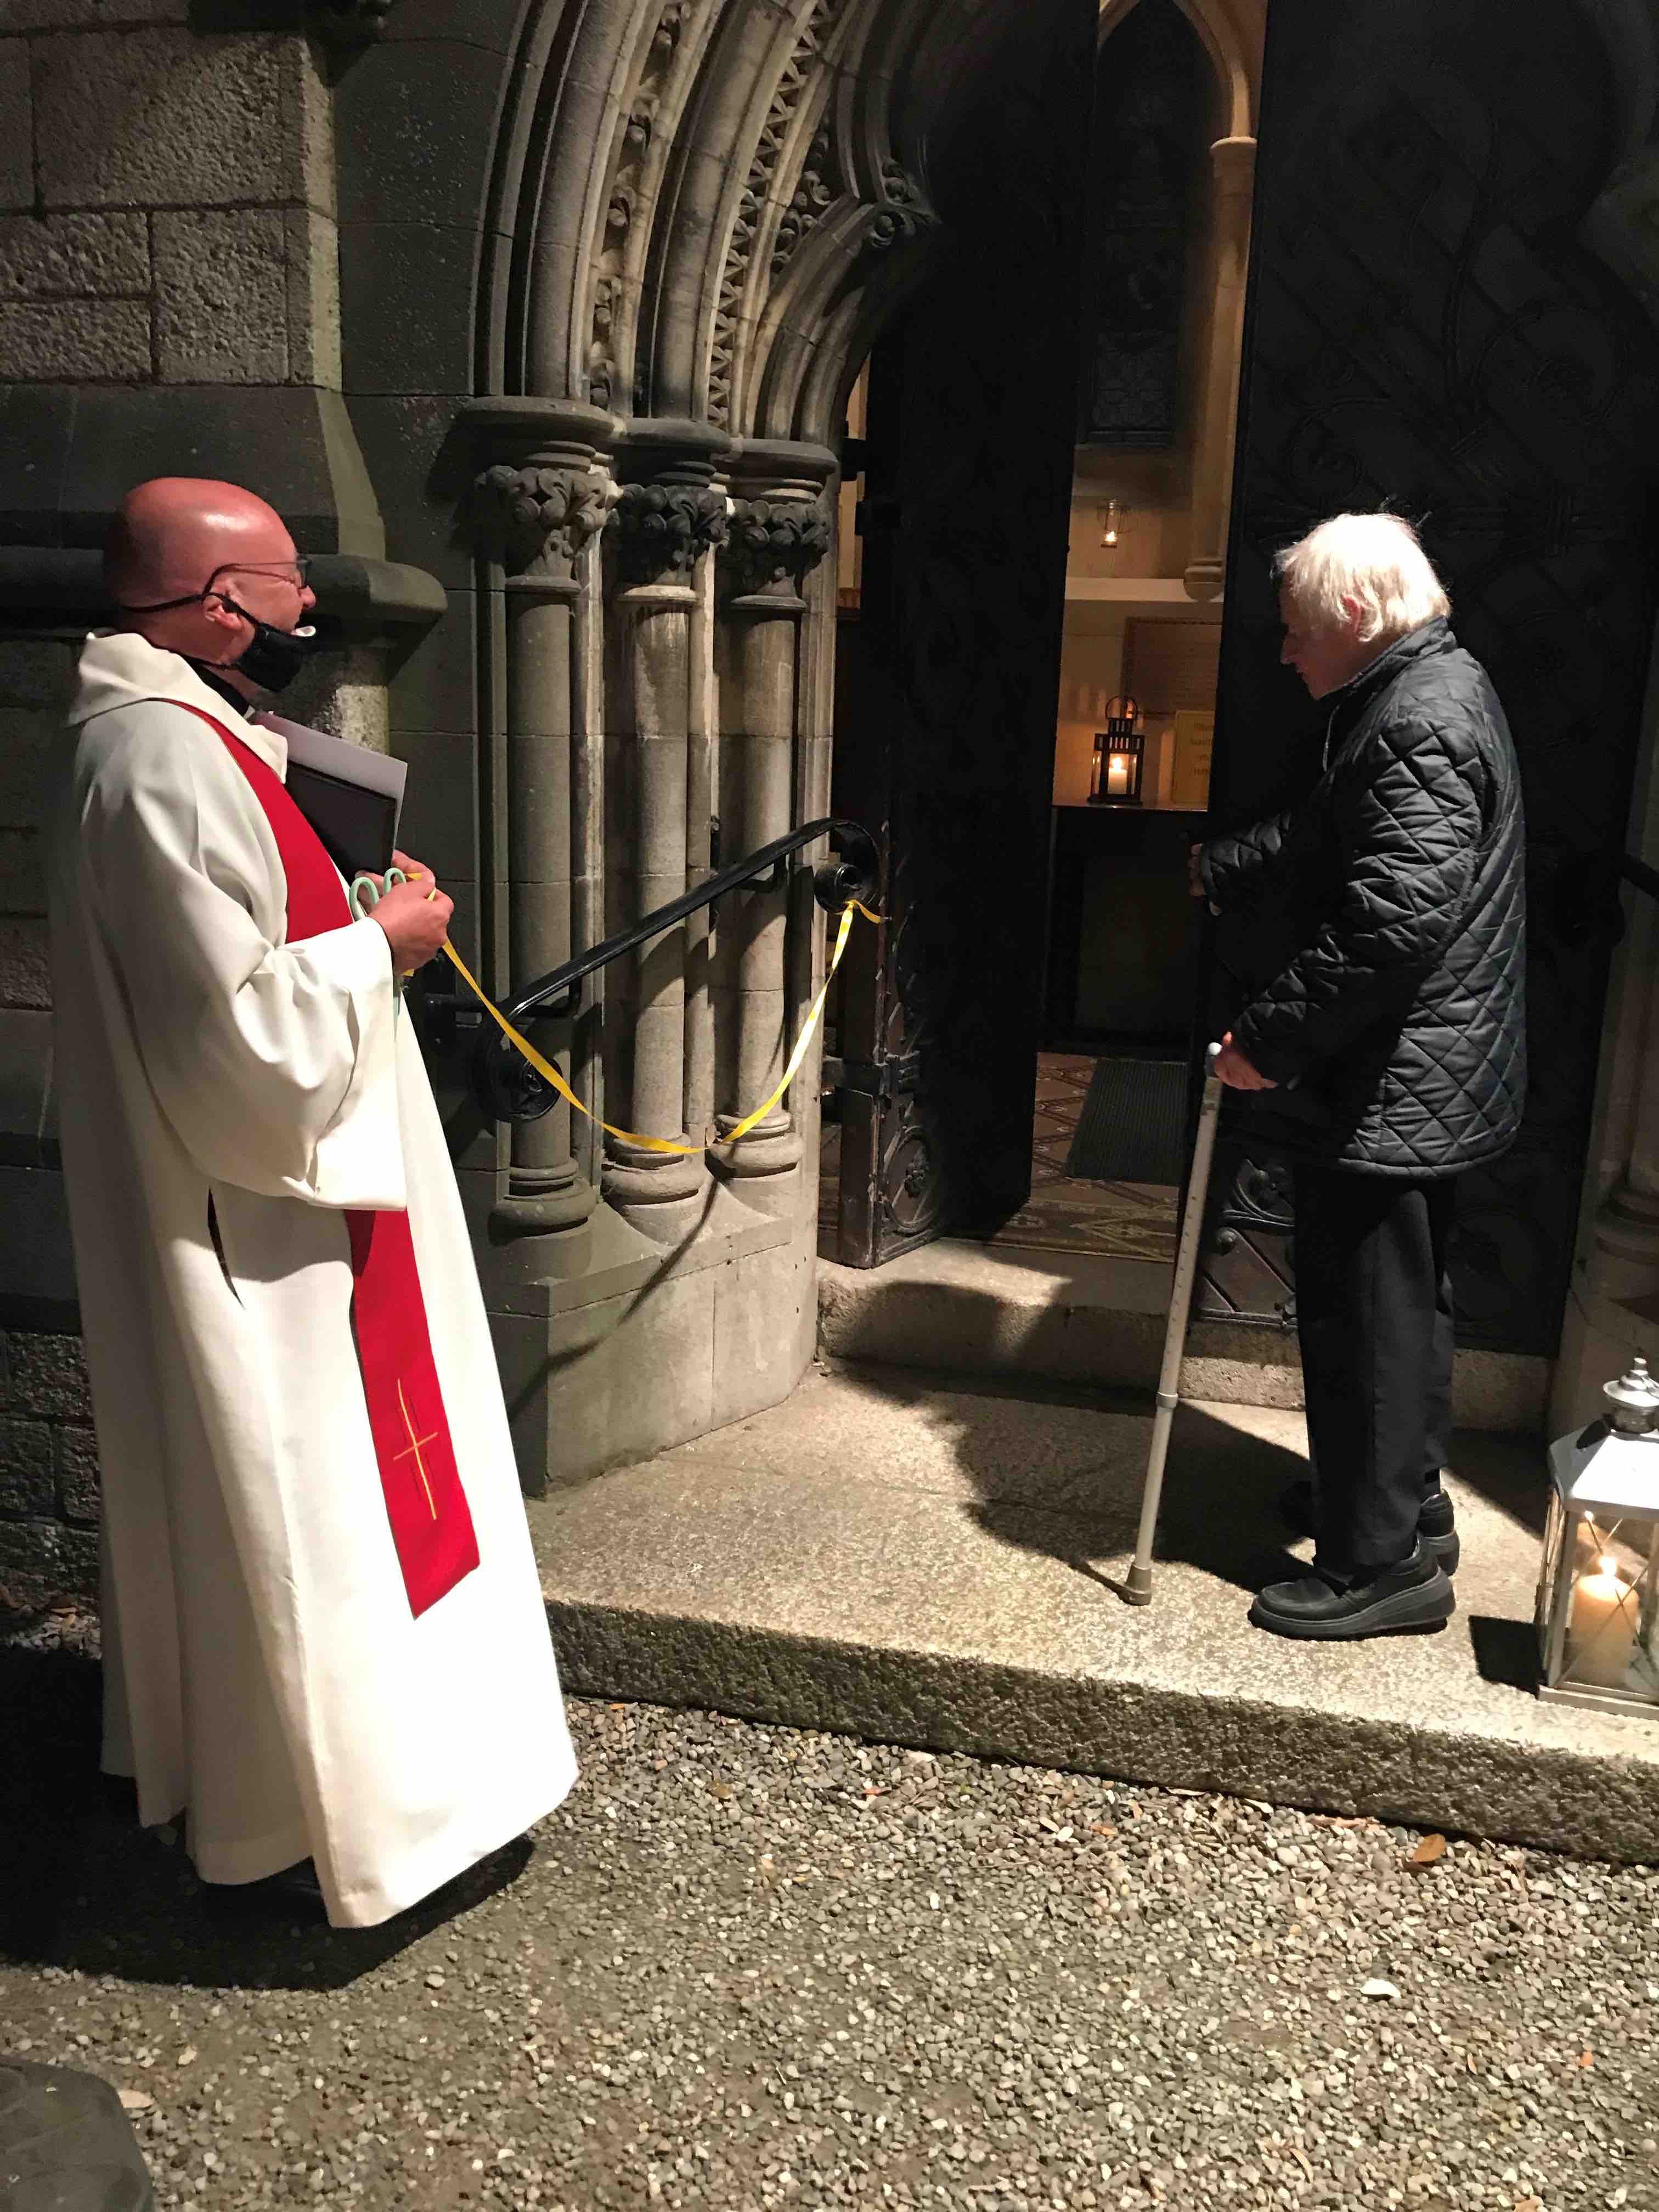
[473,409,617,1276]
[1184,136,1257,603]
[713,453,833,1209]
[605,439,730,1244]
[1551,934,1659,1429]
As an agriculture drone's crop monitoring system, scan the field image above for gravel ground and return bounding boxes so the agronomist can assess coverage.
[2,1628,1657,2212]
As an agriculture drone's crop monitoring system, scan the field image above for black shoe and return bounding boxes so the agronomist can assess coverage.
[202,1857,326,1917]
[1279,1477,1460,1575]
[1249,1541,1455,1640]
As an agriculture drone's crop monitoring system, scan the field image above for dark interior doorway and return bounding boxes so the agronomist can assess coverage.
[822,0,1659,1368]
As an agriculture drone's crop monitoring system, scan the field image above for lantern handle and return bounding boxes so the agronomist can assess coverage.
[1604,1354,1659,1436]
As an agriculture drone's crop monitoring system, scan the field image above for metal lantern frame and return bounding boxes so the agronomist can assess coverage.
[1536,1356,1659,1719]
[1089,695,1144,808]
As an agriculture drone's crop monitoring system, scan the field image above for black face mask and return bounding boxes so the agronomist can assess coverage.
[205,594,320,693]
[118,581,320,695]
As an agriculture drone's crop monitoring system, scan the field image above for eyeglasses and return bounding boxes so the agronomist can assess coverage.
[120,560,312,617]
[206,560,311,595]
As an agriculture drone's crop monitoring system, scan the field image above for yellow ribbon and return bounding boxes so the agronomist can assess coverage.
[436,900,880,1156]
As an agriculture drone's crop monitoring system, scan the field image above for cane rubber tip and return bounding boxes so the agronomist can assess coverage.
[1123,1565,1153,1606]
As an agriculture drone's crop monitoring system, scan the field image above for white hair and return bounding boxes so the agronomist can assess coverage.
[1273,512,1451,645]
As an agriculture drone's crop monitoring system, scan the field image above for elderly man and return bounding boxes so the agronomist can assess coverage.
[48,478,577,1925]
[1197,512,1526,1639]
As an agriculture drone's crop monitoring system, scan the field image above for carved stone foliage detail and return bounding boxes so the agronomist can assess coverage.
[725,495,831,594]
[708,0,853,427]
[474,463,617,575]
[867,160,930,252]
[770,125,837,278]
[588,0,703,411]
[611,481,729,584]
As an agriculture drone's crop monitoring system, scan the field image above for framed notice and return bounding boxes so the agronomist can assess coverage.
[1169,708,1214,812]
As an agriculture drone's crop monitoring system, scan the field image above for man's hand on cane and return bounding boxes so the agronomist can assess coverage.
[1214,1031,1276,1090]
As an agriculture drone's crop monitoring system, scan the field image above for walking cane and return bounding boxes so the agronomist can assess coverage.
[1123,1042,1225,1605]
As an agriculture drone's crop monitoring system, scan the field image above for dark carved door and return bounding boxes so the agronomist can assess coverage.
[823,0,1096,1267]
[1197,0,1659,1352]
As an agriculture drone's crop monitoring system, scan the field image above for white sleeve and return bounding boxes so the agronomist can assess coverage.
[79,714,406,1210]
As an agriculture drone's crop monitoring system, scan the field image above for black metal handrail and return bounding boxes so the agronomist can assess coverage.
[498,816,878,1029]
[1622,851,1659,902]
[413,816,879,1124]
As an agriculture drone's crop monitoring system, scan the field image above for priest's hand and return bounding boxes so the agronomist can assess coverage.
[369,864,453,972]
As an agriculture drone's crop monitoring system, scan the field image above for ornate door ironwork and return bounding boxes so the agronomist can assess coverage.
[1199,0,1659,1352]
[823,0,1096,1268]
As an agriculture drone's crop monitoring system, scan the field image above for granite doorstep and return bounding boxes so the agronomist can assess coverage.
[531,1371,1659,1862]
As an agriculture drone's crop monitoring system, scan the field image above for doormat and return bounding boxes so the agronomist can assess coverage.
[1063,1057,1187,1185]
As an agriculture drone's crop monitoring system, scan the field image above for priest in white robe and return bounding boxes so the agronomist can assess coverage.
[47,477,577,1929]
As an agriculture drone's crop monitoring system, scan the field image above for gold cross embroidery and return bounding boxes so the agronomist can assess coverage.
[394,1378,440,1521]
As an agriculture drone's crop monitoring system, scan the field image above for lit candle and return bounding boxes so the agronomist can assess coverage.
[1567,1554,1637,1688]
[1106,753,1131,795]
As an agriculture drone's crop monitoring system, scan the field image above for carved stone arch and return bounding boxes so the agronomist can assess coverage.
[1575,0,1659,332]
[1098,0,1257,138]
[691,0,865,432]
[738,25,946,440]
[1574,0,1658,164]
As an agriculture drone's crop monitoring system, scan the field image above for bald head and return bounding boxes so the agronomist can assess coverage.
[105,478,296,608]
[102,477,316,699]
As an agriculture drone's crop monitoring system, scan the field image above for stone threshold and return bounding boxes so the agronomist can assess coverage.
[533,1365,1659,1863]
[817,1240,1550,1432]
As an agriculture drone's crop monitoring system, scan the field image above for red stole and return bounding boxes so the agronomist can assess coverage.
[177,702,480,1619]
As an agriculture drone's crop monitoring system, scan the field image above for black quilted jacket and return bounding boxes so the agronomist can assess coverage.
[1200,619,1526,1176]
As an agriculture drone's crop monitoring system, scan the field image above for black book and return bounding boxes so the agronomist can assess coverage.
[253,712,407,882]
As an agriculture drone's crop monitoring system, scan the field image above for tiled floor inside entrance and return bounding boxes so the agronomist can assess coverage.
[820,1051,1179,1263]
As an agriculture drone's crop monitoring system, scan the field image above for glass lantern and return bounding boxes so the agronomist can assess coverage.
[1088,696,1144,807]
[1536,1356,1659,1718]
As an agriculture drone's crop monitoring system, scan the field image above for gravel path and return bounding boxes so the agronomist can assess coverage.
[2,1635,1656,2212]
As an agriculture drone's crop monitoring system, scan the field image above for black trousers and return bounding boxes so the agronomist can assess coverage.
[1291,1163,1457,1573]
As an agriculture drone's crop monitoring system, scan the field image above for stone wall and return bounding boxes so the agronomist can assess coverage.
[0,1,360,1611]
[0,3,338,390]
[0,1326,97,1612]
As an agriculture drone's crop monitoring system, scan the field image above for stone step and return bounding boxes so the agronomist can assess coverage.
[816,1242,1548,1432]
[533,1363,1659,1864]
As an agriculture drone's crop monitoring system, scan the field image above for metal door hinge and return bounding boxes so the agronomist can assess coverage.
[823,1053,921,1102]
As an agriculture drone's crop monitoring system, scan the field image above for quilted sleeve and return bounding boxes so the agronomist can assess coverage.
[1228,719,1482,1084]
[1200,806,1296,909]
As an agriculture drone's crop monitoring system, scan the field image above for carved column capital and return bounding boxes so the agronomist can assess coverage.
[475,460,619,584]
[610,479,730,587]
[724,494,832,601]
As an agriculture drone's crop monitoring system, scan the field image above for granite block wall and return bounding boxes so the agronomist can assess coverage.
[0,3,339,391]
[0,1326,98,1612]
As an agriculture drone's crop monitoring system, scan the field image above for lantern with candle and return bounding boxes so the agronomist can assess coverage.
[1089,696,1144,808]
[1535,1355,1659,1718]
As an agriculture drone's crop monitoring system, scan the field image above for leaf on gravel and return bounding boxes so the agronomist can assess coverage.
[708,1780,731,1800]
[176,2047,198,2067]
[117,2090,154,2114]
[1579,2048,1594,2068]
[1089,1822,1116,1839]
[1361,1978,1400,2000]
[1407,1835,1447,1869]
[1515,2198,1542,2211]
